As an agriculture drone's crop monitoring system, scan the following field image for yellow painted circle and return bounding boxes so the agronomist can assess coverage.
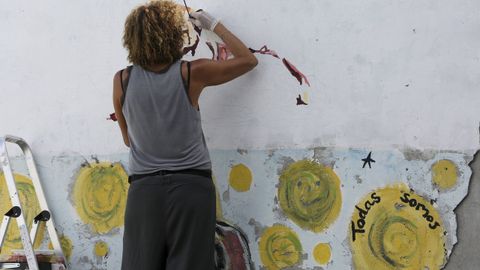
[0,173,46,255]
[349,184,446,270]
[73,162,128,234]
[313,243,331,265]
[228,164,253,192]
[94,241,109,257]
[258,225,303,270]
[48,234,73,261]
[278,160,342,232]
[432,160,458,190]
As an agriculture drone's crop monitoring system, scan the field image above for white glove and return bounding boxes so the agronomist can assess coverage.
[189,10,220,31]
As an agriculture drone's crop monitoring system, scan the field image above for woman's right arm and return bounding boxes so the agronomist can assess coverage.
[188,11,258,99]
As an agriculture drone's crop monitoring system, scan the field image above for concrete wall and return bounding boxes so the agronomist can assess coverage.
[444,152,480,270]
[1,0,479,269]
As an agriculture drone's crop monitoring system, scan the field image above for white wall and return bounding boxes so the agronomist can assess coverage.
[1,0,479,156]
[1,1,479,269]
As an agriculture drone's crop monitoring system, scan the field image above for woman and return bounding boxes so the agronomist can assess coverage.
[112,1,257,270]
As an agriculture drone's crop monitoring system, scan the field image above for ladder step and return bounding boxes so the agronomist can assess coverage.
[11,249,54,256]
[0,262,61,270]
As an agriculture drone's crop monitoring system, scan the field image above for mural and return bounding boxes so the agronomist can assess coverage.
[0,148,473,269]
[431,160,459,191]
[278,160,342,233]
[312,242,331,265]
[1,1,476,269]
[215,220,254,270]
[212,148,471,270]
[94,240,109,259]
[349,184,446,270]
[0,173,46,255]
[215,171,255,270]
[229,163,254,192]
[72,162,129,234]
[48,235,73,262]
[258,224,303,269]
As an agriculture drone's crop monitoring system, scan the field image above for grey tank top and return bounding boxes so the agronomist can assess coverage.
[122,60,211,174]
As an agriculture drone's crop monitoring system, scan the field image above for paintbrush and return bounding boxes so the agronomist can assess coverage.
[182,0,194,18]
[182,0,202,35]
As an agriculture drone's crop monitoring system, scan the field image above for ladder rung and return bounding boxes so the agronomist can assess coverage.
[11,250,55,256]
[0,262,21,269]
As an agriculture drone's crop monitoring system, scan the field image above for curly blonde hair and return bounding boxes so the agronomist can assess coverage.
[123,1,186,68]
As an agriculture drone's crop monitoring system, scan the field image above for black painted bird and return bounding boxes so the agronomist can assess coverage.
[296,94,308,105]
[362,152,375,168]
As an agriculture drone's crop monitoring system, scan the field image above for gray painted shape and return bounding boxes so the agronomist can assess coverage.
[445,151,480,270]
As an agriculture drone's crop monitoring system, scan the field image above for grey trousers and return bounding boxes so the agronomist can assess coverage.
[121,173,216,270]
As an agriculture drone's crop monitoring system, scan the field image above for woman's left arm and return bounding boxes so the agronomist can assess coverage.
[113,71,130,147]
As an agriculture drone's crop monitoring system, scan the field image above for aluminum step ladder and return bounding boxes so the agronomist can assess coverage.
[0,135,67,270]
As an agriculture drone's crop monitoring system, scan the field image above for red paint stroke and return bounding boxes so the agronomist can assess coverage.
[282,58,310,86]
[183,35,200,56]
[205,42,232,61]
[206,41,215,60]
[107,113,117,121]
[296,94,308,105]
[223,232,249,269]
[183,0,201,35]
[249,45,280,59]
[215,220,253,270]
[183,29,191,44]
[217,43,232,61]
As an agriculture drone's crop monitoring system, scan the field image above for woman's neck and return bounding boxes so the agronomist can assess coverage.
[146,62,171,73]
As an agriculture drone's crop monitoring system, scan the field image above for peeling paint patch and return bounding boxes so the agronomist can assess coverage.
[311,147,335,167]
[402,148,437,161]
[237,149,248,155]
[248,218,267,241]
[222,189,230,202]
[355,175,363,184]
[277,156,295,175]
